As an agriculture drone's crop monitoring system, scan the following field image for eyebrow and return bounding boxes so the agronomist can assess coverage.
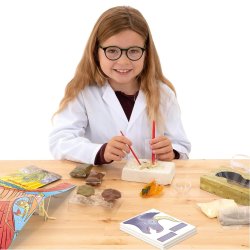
[101,45,145,49]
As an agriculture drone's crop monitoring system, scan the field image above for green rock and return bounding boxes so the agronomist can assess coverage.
[77,185,95,197]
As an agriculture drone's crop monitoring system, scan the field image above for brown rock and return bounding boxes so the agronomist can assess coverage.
[101,189,121,202]
[86,171,105,186]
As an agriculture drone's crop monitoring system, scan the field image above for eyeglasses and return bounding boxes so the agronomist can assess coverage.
[99,46,145,61]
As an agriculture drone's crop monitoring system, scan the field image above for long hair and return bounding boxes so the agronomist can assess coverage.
[56,6,175,122]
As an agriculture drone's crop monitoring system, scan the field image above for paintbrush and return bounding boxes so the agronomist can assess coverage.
[120,131,141,165]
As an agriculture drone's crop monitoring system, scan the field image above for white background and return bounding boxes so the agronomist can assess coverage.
[0,0,249,160]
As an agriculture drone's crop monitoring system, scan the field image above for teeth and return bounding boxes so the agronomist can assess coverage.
[115,69,130,73]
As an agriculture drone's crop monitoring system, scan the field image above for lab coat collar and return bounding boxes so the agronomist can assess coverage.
[102,83,128,123]
[102,82,146,132]
[128,90,146,130]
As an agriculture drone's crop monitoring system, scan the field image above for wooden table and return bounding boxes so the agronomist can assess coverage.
[1,160,249,250]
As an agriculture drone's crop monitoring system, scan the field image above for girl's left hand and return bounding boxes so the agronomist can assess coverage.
[150,135,175,161]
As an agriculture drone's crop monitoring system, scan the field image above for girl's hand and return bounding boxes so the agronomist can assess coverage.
[104,136,131,162]
[150,135,175,161]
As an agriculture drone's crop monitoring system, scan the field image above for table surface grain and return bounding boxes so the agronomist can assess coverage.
[0,160,249,250]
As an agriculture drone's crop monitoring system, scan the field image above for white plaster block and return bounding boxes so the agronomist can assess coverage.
[121,159,175,185]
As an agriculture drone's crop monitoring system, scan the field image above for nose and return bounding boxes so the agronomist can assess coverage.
[117,51,130,63]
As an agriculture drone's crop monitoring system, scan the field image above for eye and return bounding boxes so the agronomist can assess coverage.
[128,48,141,54]
[106,47,119,54]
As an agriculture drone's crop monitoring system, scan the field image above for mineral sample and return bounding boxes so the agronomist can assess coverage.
[77,185,95,197]
[85,171,105,186]
[70,164,93,178]
[200,167,250,205]
[140,180,164,198]
[101,188,121,202]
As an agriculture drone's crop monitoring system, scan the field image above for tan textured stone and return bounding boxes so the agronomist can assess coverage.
[200,167,250,205]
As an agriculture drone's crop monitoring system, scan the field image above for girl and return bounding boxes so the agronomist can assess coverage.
[49,6,191,164]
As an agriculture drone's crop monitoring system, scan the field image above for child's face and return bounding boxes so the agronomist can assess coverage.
[98,30,145,91]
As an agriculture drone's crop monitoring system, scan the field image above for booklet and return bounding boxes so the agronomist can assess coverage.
[120,208,196,249]
[0,165,62,190]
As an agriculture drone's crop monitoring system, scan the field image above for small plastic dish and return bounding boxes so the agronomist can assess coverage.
[172,176,192,196]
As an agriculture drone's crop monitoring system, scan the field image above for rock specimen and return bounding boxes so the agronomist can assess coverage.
[101,188,121,202]
[85,171,105,186]
[140,180,164,198]
[70,164,93,178]
[77,185,95,197]
[200,167,250,205]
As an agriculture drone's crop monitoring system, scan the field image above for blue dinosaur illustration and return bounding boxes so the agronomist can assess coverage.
[123,212,163,234]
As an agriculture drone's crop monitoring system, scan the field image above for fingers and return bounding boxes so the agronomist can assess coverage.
[150,136,175,161]
[104,135,131,162]
[104,134,175,162]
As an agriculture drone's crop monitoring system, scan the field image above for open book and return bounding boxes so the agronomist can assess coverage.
[120,208,196,249]
[0,165,61,190]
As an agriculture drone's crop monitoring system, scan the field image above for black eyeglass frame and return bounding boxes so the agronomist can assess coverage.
[99,45,146,61]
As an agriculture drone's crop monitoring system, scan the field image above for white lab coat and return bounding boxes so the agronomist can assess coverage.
[49,82,191,164]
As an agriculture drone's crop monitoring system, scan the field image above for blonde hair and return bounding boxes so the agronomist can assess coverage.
[56,6,175,122]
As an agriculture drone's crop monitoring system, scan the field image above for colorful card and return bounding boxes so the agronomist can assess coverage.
[0,183,75,249]
[0,165,62,190]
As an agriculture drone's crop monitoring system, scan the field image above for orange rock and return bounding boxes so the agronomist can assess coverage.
[140,180,164,198]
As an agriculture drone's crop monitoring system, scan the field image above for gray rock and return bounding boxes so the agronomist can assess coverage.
[70,164,93,178]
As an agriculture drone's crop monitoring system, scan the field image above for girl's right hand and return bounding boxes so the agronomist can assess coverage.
[104,135,131,162]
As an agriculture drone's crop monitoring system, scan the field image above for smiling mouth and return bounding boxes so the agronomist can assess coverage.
[114,69,132,73]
